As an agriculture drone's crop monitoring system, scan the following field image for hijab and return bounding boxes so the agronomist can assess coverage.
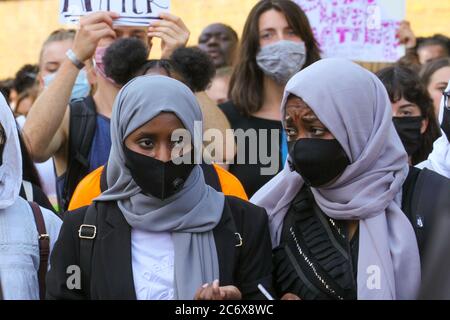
[96,75,225,299]
[251,59,420,300]
[0,93,22,210]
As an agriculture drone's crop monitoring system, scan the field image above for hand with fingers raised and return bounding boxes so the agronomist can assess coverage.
[72,11,119,62]
[147,13,190,59]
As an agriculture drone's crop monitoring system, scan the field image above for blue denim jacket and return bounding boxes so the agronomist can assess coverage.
[0,197,62,299]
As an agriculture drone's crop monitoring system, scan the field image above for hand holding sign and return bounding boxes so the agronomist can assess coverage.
[60,0,171,26]
[396,20,417,49]
[72,11,118,61]
[148,12,190,59]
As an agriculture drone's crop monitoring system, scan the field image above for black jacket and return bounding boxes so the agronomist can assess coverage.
[46,196,273,300]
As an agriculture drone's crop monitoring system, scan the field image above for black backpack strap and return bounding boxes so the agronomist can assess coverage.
[200,163,222,192]
[99,163,108,193]
[78,204,98,298]
[61,96,97,212]
[29,201,50,300]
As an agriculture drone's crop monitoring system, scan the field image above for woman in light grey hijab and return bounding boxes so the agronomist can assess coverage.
[251,58,421,300]
[0,93,61,299]
[46,76,273,300]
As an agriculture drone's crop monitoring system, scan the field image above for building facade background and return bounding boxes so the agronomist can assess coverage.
[0,0,449,78]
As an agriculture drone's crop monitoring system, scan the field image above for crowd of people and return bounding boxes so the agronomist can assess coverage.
[1,0,450,300]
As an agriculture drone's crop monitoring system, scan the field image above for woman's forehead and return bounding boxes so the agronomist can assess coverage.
[285,95,315,116]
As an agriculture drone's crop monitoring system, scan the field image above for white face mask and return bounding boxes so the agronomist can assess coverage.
[256,40,307,84]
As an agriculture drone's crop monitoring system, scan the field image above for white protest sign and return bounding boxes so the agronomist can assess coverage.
[293,0,406,62]
[60,0,170,26]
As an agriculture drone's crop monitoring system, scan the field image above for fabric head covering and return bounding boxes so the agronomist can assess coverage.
[418,81,450,177]
[0,93,22,209]
[251,58,420,300]
[96,75,225,299]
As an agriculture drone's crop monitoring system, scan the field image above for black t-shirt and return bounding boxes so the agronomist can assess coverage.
[219,101,284,197]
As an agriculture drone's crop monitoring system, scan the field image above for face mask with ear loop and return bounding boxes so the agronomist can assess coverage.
[288,138,350,187]
[43,69,91,101]
[256,40,307,84]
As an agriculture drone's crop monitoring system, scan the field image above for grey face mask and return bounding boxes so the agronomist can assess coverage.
[256,40,307,84]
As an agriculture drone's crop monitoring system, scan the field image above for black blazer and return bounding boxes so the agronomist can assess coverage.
[46,196,273,300]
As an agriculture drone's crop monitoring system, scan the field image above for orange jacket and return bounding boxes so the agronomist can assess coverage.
[68,164,248,211]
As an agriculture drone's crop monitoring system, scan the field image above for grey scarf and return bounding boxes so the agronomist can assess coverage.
[96,75,225,299]
[251,59,421,299]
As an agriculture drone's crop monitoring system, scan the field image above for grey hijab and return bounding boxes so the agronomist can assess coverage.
[0,94,22,209]
[251,59,421,300]
[96,75,225,300]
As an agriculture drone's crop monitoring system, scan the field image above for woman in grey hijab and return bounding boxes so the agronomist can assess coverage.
[251,58,423,300]
[46,75,273,300]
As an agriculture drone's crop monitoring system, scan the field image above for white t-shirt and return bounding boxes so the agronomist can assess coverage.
[131,229,175,300]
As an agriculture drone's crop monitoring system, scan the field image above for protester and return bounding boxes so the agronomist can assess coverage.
[252,58,450,300]
[198,23,238,69]
[220,0,321,197]
[0,93,61,300]
[416,34,450,65]
[419,57,450,117]
[0,78,14,105]
[23,11,190,212]
[377,65,441,165]
[46,76,273,300]
[417,81,450,178]
[67,39,244,211]
[198,23,238,104]
[11,64,39,117]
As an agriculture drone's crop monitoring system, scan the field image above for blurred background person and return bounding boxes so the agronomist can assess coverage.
[416,34,450,65]
[198,23,238,69]
[419,57,450,118]
[198,23,238,105]
[11,64,39,118]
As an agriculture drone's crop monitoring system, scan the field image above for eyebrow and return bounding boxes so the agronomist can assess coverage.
[301,115,319,124]
[398,103,416,109]
[134,131,157,139]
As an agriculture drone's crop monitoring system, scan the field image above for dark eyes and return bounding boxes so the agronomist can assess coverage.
[137,138,154,149]
[285,126,327,139]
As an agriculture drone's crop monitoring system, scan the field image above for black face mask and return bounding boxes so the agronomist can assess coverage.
[288,138,350,187]
[441,107,450,141]
[392,116,423,156]
[124,146,196,200]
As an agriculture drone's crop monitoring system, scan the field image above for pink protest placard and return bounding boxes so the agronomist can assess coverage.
[293,0,406,62]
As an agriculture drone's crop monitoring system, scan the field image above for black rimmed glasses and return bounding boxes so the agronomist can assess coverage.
[444,90,450,110]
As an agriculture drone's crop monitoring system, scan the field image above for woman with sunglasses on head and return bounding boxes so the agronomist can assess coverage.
[251,59,450,300]
[46,76,273,300]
